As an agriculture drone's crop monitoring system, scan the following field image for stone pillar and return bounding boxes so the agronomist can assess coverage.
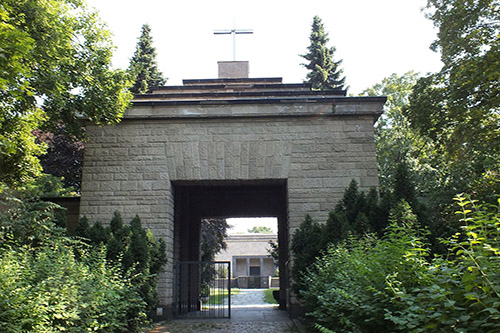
[259,257,264,276]
[246,258,250,276]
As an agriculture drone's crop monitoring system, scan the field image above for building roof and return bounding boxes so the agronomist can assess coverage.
[132,77,347,105]
[215,234,277,261]
[124,76,385,120]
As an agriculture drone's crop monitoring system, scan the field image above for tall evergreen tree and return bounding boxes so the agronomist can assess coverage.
[129,24,166,94]
[291,214,324,292]
[301,16,346,90]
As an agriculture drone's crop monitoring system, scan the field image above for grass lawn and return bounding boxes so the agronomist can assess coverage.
[263,288,279,304]
[207,288,240,305]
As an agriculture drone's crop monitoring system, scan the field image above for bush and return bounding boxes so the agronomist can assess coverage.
[75,212,167,313]
[290,214,324,293]
[0,198,148,332]
[327,180,390,243]
[291,181,389,294]
[384,195,500,332]
[301,200,428,332]
[300,196,500,332]
[0,196,64,247]
[0,245,147,332]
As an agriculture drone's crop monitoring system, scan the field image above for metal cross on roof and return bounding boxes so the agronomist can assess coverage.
[214,28,253,61]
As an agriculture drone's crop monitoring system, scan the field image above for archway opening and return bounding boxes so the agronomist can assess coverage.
[172,180,288,316]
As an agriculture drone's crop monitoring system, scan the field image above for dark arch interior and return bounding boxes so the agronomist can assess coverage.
[173,180,288,309]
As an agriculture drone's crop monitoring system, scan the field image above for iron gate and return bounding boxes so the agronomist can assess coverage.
[174,261,231,318]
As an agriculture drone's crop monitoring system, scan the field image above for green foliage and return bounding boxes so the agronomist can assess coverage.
[301,16,346,90]
[87,221,109,246]
[22,173,78,198]
[407,0,500,201]
[0,197,148,332]
[267,239,279,262]
[301,201,430,332]
[290,214,324,292]
[383,195,500,332]
[199,218,229,298]
[110,210,124,233]
[363,71,479,255]
[291,181,393,293]
[0,246,147,332]
[75,212,167,313]
[129,24,166,94]
[0,195,64,247]
[34,129,84,192]
[247,225,274,234]
[0,0,132,187]
[361,72,438,197]
[393,162,416,206]
[200,218,229,262]
[329,180,389,240]
[0,110,46,186]
[74,215,90,240]
[300,195,500,332]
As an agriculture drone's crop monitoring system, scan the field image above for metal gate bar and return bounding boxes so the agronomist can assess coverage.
[174,261,231,318]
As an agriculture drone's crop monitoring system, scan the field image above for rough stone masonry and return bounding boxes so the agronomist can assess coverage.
[79,61,385,318]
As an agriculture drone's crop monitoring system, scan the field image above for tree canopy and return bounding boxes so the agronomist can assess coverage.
[408,0,500,197]
[34,129,84,192]
[0,0,131,187]
[200,218,229,262]
[247,226,274,234]
[301,16,346,90]
[361,72,439,196]
[128,24,166,94]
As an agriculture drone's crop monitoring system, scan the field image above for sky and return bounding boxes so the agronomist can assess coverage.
[83,0,443,232]
[226,217,278,234]
[85,0,443,94]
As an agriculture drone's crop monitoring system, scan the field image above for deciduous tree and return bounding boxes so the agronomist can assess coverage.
[408,0,500,199]
[200,218,229,262]
[361,72,438,195]
[0,0,131,187]
[34,129,84,192]
[247,226,273,234]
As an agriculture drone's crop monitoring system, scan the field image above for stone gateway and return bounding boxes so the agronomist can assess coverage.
[79,62,385,318]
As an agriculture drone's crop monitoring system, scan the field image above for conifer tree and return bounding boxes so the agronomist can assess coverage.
[129,24,166,94]
[301,16,346,90]
[109,211,123,233]
[87,221,109,245]
[393,162,416,207]
[74,216,90,238]
[291,214,324,292]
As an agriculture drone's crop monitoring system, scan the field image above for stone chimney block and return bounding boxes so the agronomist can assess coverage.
[218,61,249,79]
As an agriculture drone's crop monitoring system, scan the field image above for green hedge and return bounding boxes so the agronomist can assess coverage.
[75,212,167,313]
[0,198,149,332]
[0,245,147,332]
[301,196,500,332]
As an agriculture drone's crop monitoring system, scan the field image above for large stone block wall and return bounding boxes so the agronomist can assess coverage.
[80,113,378,306]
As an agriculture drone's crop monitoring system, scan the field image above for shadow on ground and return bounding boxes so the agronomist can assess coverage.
[150,289,299,332]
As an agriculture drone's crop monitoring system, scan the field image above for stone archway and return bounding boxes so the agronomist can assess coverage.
[79,63,385,319]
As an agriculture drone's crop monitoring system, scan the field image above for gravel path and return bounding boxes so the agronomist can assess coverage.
[150,289,298,332]
[231,288,270,306]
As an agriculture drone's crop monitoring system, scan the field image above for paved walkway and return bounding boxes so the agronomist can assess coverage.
[150,289,298,332]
